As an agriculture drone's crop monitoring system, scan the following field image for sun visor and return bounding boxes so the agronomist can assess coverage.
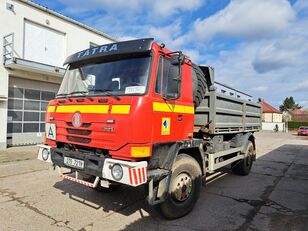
[64,38,154,65]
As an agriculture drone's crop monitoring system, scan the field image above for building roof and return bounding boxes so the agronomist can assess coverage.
[291,108,308,114]
[286,108,308,115]
[262,101,281,114]
[17,0,117,42]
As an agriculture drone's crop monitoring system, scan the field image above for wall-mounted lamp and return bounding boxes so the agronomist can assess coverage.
[6,2,15,12]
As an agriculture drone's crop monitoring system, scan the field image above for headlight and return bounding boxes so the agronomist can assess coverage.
[111,164,123,181]
[42,148,49,161]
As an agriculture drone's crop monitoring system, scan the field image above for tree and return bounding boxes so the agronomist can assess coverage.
[279,96,302,112]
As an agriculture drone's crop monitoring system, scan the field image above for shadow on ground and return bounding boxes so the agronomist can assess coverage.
[53,144,308,231]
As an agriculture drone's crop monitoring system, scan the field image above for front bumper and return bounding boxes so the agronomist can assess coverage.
[37,145,147,187]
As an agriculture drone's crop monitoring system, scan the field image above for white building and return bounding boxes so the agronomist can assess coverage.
[0,0,116,149]
[261,100,285,132]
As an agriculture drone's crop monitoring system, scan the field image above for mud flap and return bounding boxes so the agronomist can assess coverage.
[147,171,171,205]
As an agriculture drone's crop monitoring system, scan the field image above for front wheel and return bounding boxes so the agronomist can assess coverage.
[160,154,202,219]
[231,141,254,176]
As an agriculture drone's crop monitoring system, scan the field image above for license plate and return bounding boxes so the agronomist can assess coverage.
[64,157,84,169]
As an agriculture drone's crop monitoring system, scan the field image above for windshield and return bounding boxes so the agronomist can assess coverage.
[57,56,151,97]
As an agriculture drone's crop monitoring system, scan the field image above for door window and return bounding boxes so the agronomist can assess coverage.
[155,56,181,98]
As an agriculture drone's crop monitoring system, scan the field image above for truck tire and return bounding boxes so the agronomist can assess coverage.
[160,154,202,219]
[231,141,254,176]
[192,64,207,108]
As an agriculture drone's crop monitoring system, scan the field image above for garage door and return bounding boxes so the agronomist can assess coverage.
[24,20,65,67]
[7,79,58,146]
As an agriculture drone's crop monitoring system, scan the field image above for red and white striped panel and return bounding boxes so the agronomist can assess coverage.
[128,167,147,186]
[62,174,96,188]
[102,158,148,187]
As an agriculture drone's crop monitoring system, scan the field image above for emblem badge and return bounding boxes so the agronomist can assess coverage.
[72,112,82,128]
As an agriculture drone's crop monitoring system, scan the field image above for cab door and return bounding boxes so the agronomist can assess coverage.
[152,55,192,142]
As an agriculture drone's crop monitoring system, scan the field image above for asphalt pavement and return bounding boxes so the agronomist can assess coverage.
[0,131,307,231]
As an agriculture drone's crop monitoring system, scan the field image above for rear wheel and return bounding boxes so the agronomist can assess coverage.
[231,141,254,176]
[160,154,202,219]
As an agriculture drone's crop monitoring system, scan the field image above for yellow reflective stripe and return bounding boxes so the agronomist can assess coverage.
[47,106,56,113]
[56,105,109,114]
[111,105,131,114]
[184,106,194,114]
[153,102,194,114]
[174,105,185,113]
[153,102,172,112]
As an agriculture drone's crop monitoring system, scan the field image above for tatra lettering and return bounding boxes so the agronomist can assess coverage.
[91,47,99,54]
[99,46,108,53]
[82,49,90,57]
[109,44,117,51]
[75,43,119,60]
[77,51,83,58]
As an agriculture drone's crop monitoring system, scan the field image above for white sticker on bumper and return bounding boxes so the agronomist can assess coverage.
[45,123,56,140]
[37,144,52,163]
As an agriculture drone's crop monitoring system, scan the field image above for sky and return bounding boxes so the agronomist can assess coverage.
[33,0,308,109]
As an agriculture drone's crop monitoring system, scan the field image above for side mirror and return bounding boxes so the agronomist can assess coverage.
[163,58,182,100]
[170,53,185,65]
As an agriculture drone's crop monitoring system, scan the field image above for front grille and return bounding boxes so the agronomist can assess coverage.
[66,122,91,128]
[65,121,92,145]
[67,136,91,144]
[67,128,91,136]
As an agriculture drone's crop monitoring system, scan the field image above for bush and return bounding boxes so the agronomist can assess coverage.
[288,121,308,130]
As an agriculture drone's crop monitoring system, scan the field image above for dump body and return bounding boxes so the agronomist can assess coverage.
[194,89,262,134]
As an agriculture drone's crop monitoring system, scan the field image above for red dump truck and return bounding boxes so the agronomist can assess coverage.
[38,38,261,219]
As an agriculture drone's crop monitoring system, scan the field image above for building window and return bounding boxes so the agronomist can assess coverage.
[7,87,56,134]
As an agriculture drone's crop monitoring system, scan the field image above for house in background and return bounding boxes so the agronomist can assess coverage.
[283,108,308,122]
[261,100,285,131]
[0,0,116,149]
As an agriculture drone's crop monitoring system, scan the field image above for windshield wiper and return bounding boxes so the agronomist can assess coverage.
[56,91,87,99]
[56,93,69,97]
[89,89,121,100]
[69,91,88,96]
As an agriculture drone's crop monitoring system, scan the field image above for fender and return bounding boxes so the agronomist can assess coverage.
[240,133,256,160]
[148,139,205,174]
[147,139,205,205]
